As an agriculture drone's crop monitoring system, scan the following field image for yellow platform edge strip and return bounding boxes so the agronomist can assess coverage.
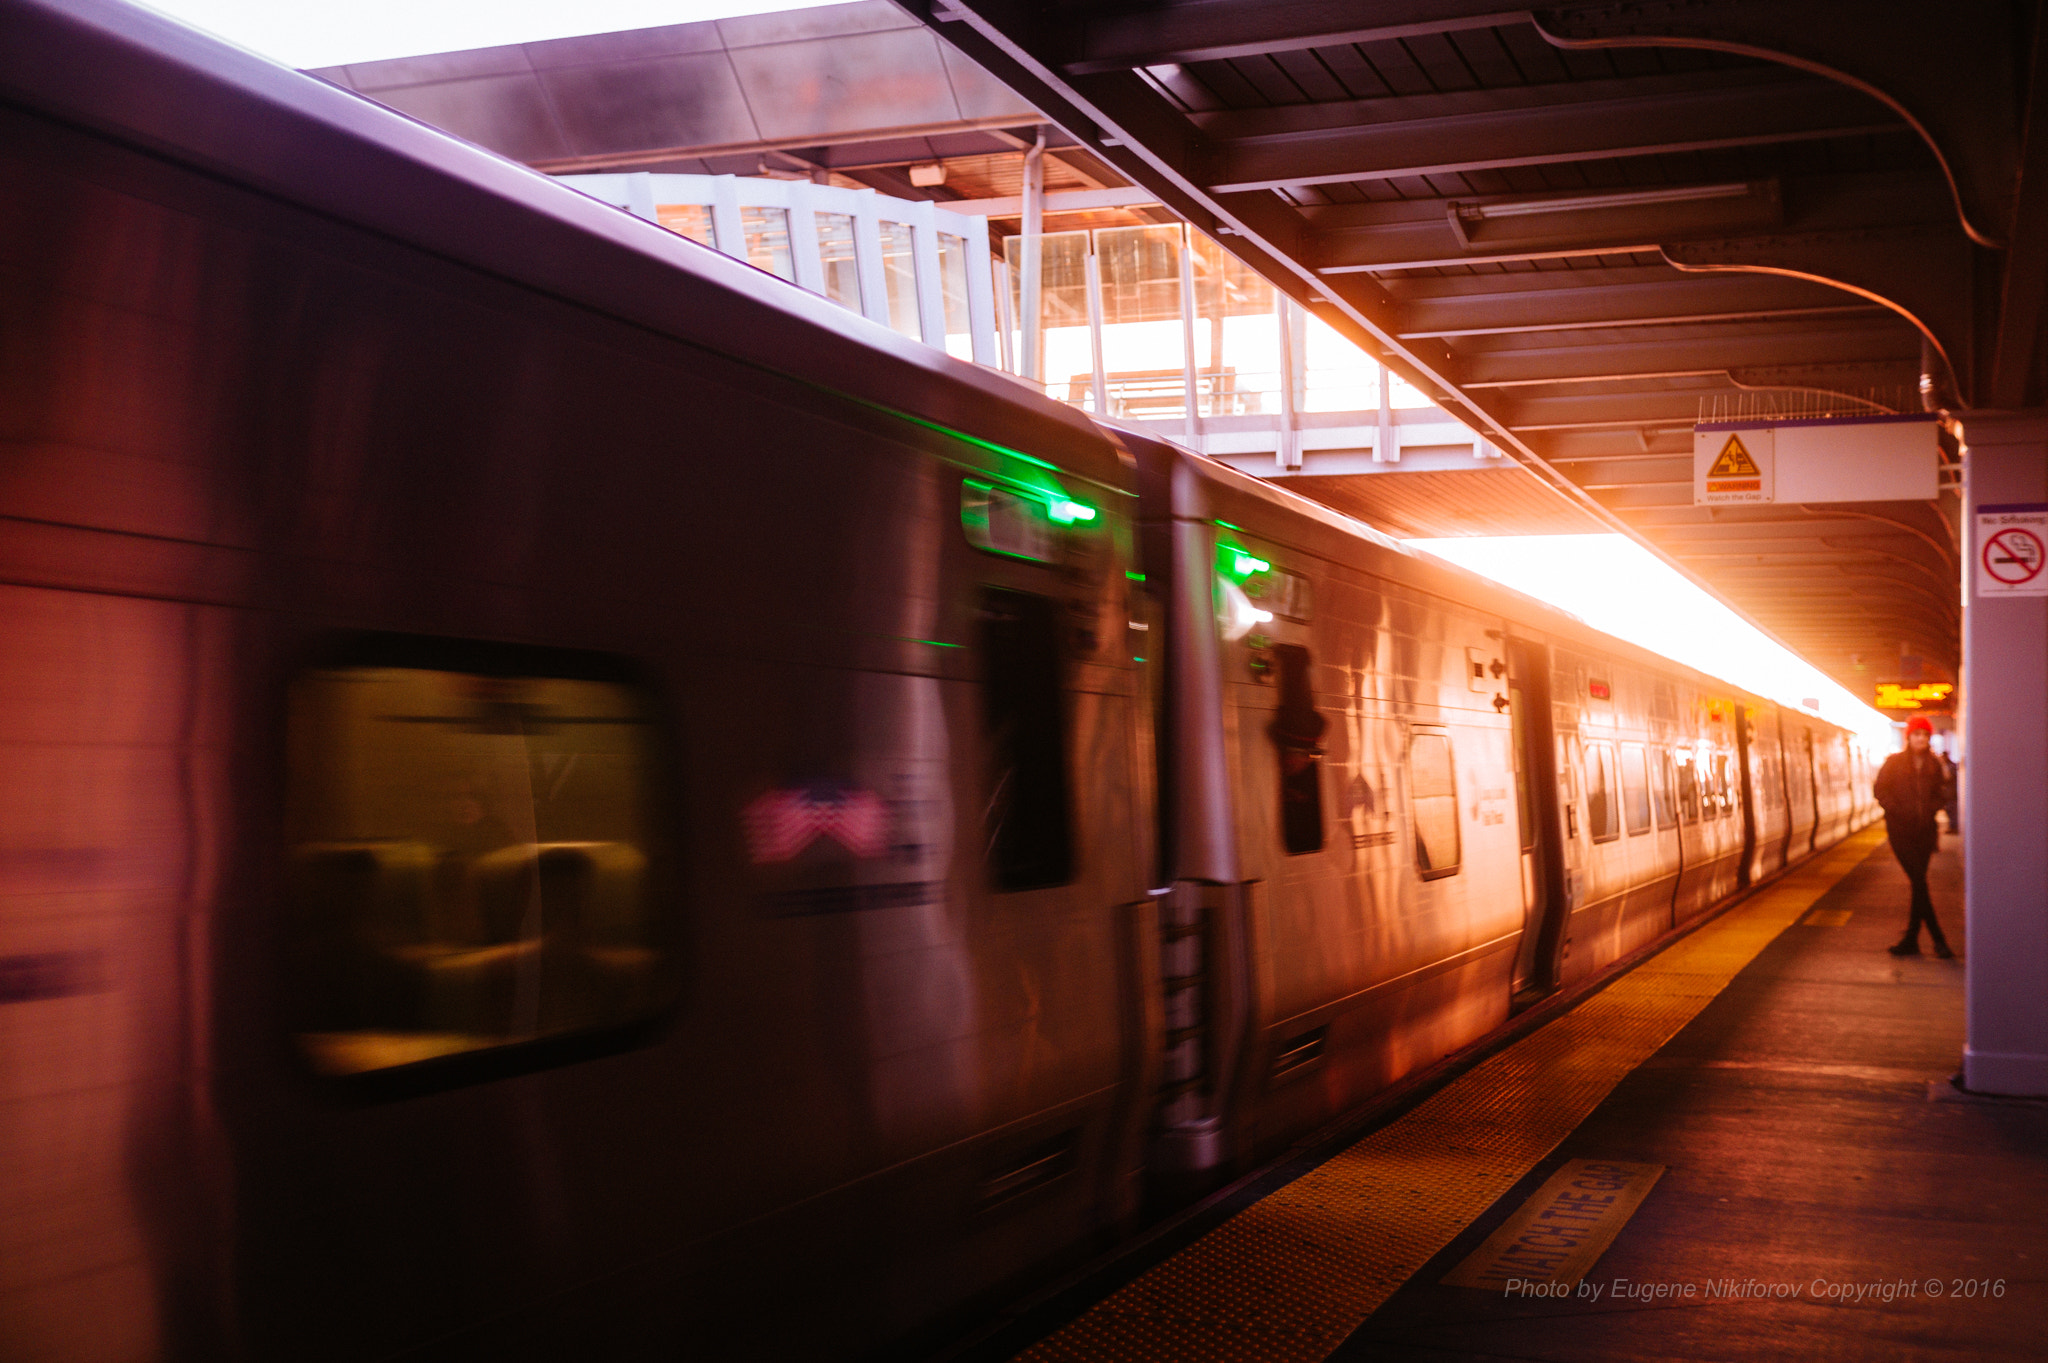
[1020,827,1889,1363]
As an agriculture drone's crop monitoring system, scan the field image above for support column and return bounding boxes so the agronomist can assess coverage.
[1375,362,1396,463]
[1083,247,1108,416]
[1959,410,2048,1096]
[1178,232,1199,450]
[1274,295,1300,471]
[1019,127,1045,384]
[708,175,744,265]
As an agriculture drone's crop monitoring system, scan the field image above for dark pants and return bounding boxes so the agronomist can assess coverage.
[1888,821,1947,948]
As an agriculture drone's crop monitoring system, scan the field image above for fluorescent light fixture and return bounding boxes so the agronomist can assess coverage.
[1457,182,1756,222]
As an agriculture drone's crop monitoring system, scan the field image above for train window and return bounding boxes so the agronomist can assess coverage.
[1651,750,1677,829]
[1409,729,1461,879]
[1586,742,1620,843]
[979,588,1074,890]
[286,645,664,1080]
[1243,566,1314,622]
[1711,753,1733,817]
[1621,744,1652,834]
[962,481,1055,563]
[1271,644,1327,855]
[1675,751,1702,823]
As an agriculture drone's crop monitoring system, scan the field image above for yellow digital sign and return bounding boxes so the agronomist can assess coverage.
[1874,681,1954,711]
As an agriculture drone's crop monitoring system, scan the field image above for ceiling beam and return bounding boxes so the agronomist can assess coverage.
[1392,271,1871,334]
[1203,74,1898,192]
[1461,320,1918,386]
[1308,168,1952,274]
[1532,0,2022,249]
[1403,303,1877,340]
[1663,223,1977,403]
[1060,0,1528,72]
[1383,261,1809,298]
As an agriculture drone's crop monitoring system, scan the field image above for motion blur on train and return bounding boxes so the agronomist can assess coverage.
[0,1,1876,1358]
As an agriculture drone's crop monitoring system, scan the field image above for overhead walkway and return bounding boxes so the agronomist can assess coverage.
[944,827,2046,1363]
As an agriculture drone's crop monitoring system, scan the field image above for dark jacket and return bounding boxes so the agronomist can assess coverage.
[1874,750,1948,831]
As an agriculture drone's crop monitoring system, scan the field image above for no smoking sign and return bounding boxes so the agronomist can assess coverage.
[1976,504,2048,597]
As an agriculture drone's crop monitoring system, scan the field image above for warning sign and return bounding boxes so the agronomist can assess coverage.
[1694,425,1774,504]
[1707,434,1761,480]
[1976,504,2048,597]
[1441,1159,1665,1290]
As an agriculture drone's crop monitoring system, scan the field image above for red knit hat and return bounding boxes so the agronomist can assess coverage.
[1905,716,1934,735]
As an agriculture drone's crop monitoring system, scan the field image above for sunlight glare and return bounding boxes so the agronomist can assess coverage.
[1406,534,1898,750]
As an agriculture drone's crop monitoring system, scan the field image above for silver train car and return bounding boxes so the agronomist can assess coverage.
[0,2,1874,1359]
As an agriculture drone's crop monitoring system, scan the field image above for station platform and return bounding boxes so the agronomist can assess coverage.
[947,827,2048,1363]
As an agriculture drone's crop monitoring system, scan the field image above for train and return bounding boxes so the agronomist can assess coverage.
[0,1,1876,1359]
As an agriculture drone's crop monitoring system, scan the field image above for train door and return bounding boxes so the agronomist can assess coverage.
[1507,639,1568,999]
[1801,730,1821,854]
[1734,706,1757,889]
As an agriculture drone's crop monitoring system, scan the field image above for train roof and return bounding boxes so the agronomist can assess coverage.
[0,0,1122,488]
[1116,427,1849,734]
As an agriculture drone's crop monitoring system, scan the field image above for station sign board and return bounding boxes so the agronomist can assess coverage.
[1694,414,1939,506]
[1873,681,1955,713]
[1974,503,2048,597]
[1694,427,1772,504]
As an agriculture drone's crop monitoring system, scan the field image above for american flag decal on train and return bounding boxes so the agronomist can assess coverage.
[745,783,889,863]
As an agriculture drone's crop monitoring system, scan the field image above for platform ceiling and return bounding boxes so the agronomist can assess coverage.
[314,1,2046,695]
[897,0,2048,695]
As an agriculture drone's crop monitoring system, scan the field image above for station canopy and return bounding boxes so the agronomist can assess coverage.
[307,0,2044,700]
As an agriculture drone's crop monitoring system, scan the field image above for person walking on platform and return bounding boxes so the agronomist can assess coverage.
[1874,717,1953,958]
[1940,747,1961,838]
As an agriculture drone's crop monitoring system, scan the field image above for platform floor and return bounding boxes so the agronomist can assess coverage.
[962,828,2048,1363]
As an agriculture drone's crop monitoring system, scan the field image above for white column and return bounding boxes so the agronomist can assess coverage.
[1376,362,1398,463]
[962,212,998,366]
[622,171,658,221]
[1084,245,1108,415]
[709,175,744,263]
[852,191,891,328]
[785,180,825,296]
[1019,129,1045,382]
[910,200,946,346]
[1178,231,1198,449]
[1959,410,2048,1096]
[994,255,1016,373]
[1274,294,1300,470]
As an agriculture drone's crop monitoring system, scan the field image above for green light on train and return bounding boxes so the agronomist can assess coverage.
[1231,551,1270,576]
[1048,497,1098,524]
[1126,571,1146,581]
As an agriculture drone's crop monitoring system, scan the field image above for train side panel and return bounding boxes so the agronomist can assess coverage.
[1546,652,1684,979]
[1130,447,1525,1167]
[0,91,1155,1362]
